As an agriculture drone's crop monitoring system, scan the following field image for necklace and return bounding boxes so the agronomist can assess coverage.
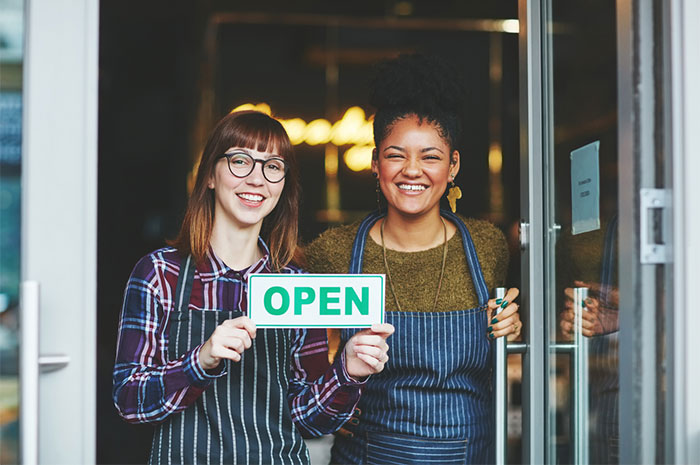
[380,216,448,313]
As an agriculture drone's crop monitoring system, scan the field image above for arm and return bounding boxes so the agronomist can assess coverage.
[112,258,225,424]
[287,328,364,438]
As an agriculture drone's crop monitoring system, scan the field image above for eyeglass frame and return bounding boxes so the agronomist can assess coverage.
[217,150,289,183]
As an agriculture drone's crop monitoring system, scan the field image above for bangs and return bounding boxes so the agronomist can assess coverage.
[221,111,293,159]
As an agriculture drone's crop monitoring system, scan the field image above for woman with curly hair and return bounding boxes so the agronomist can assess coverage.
[305,54,521,464]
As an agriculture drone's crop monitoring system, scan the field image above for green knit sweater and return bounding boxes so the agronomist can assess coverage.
[305,216,509,312]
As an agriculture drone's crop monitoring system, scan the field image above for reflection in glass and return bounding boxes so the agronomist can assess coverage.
[0,0,24,463]
[544,1,619,463]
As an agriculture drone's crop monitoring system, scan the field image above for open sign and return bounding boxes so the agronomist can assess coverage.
[248,274,385,328]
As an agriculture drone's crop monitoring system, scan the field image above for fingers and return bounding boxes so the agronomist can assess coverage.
[222,316,257,339]
[487,287,520,312]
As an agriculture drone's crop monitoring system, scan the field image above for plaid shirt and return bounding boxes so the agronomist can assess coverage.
[113,242,364,437]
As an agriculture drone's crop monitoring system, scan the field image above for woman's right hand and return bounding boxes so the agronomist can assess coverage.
[199,316,257,370]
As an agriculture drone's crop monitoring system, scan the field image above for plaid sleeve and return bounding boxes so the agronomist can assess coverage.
[112,257,225,424]
[287,328,365,438]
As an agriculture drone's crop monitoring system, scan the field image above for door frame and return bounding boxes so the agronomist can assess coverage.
[20,0,99,462]
[520,0,700,462]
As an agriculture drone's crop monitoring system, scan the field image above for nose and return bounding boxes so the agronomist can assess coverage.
[402,156,422,177]
[245,161,266,186]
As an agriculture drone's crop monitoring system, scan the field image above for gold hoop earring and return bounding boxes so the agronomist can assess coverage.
[447,179,462,213]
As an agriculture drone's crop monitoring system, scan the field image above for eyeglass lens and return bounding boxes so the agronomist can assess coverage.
[226,152,287,183]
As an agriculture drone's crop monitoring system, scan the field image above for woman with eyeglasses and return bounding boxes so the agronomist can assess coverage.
[113,110,394,464]
[305,55,521,464]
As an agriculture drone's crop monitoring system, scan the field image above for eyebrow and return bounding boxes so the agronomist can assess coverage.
[226,148,281,159]
[382,145,445,154]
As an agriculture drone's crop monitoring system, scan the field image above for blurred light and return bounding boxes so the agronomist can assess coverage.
[488,143,503,174]
[325,145,339,176]
[344,145,374,172]
[231,103,375,152]
[279,118,307,145]
[331,106,366,146]
[230,103,272,115]
[393,1,414,16]
[501,19,519,34]
[304,119,333,145]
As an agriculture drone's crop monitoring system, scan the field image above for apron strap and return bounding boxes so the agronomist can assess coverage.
[440,209,490,306]
[349,209,386,274]
[599,214,618,308]
[348,209,490,306]
[174,254,197,312]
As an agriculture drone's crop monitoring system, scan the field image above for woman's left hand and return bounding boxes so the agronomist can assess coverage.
[487,287,521,341]
[344,323,395,380]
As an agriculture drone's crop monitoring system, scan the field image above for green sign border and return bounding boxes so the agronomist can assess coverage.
[248,274,385,328]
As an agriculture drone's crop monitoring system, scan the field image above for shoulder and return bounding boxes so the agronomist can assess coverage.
[454,215,509,261]
[304,221,361,273]
[129,247,183,284]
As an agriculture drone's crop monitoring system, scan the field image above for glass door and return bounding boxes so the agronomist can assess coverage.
[540,1,620,463]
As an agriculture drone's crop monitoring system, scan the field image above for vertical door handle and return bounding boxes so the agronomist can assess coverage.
[19,281,71,465]
[572,287,590,465]
[20,280,40,465]
[493,287,508,465]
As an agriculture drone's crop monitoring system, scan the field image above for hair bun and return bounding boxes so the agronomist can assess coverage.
[369,54,465,115]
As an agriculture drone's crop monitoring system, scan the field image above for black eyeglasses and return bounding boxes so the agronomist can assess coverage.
[218,151,288,183]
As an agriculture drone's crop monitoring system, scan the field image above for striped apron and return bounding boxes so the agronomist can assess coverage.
[332,210,494,465]
[149,256,310,465]
[589,215,619,463]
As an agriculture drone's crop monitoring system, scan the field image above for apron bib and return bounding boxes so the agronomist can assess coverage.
[149,255,310,465]
[332,210,494,465]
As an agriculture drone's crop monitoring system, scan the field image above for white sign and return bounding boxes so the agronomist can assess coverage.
[248,274,385,328]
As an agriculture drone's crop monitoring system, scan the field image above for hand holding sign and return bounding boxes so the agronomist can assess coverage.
[344,323,395,380]
[199,316,257,369]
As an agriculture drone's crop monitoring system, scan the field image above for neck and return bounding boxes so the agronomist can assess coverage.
[379,207,448,252]
[209,217,263,270]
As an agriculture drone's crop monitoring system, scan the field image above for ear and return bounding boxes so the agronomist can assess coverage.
[371,148,379,176]
[208,175,215,190]
[449,150,461,180]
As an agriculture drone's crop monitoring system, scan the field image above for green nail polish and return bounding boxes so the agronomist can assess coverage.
[491,317,498,324]
[489,333,495,339]
[488,326,493,332]
[495,298,503,305]
[582,300,587,307]
[500,300,509,309]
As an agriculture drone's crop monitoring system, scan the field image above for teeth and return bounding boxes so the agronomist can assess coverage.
[398,184,426,191]
[238,193,264,201]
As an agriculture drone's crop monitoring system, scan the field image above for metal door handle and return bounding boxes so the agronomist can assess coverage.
[493,287,529,465]
[548,287,589,464]
[20,281,71,465]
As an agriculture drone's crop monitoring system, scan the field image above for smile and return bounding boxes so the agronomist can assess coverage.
[397,183,427,191]
[237,193,264,202]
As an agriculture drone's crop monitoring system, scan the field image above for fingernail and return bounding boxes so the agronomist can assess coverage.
[495,298,503,305]
[491,317,498,324]
[500,300,509,309]
[488,326,493,332]
[489,333,495,339]
[582,300,587,307]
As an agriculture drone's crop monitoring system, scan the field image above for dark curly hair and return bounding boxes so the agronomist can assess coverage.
[370,54,466,152]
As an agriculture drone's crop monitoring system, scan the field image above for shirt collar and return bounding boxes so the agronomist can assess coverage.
[198,237,271,283]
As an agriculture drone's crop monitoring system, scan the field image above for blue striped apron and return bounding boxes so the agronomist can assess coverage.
[149,255,310,465]
[332,210,494,465]
[589,215,619,463]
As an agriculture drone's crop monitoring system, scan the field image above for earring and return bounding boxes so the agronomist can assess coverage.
[374,173,382,210]
[447,179,462,213]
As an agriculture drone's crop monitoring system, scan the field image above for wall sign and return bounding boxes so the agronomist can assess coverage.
[571,141,601,235]
[248,274,385,328]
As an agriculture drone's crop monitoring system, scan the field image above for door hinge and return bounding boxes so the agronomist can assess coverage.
[640,188,672,264]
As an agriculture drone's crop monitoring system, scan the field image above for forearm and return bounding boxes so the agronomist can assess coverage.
[113,344,224,424]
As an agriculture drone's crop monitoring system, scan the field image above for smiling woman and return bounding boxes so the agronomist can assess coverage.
[111,110,394,464]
